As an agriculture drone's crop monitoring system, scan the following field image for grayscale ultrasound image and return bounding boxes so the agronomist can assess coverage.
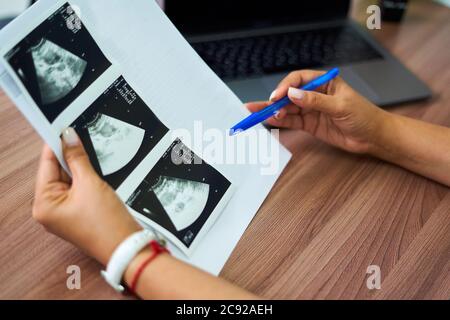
[5,2,111,122]
[87,113,145,176]
[31,38,87,105]
[127,139,231,248]
[153,176,210,232]
[72,76,169,189]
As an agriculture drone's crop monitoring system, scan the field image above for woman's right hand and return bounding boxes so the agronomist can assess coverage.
[33,129,258,299]
[246,70,391,155]
[33,128,142,266]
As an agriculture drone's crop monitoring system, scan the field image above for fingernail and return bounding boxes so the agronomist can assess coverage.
[62,127,80,147]
[269,90,278,101]
[288,88,305,100]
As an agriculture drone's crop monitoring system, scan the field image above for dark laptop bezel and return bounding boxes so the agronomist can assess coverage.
[163,0,351,37]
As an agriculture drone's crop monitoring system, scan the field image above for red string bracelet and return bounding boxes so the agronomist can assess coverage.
[129,240,169,295]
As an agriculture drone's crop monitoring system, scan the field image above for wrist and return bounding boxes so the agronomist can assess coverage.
[123,247,154,286]
[124,242,171,295]
[101,230,159,292]
[96,225,142,266]
[367,109,396,158]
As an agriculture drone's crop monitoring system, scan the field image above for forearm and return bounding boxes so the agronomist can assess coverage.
[370,112,450,186]
[124,247,259,300]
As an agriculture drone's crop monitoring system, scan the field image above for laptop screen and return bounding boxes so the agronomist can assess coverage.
[162,1,350,36]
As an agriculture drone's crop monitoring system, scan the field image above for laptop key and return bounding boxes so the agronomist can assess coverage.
[191,26,382,80]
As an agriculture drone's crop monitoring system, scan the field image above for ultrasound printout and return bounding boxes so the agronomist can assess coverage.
[5,2,111,122]
[0,0,290,269]
[127,139,232,251]
[72,76,169,189]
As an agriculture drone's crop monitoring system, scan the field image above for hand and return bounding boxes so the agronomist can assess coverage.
[246,70,390,154]
[33,128,258,300]
[33,128,141,266]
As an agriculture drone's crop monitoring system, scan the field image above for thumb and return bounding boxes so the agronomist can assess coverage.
[61,127,96,180]
[288,87,340,115]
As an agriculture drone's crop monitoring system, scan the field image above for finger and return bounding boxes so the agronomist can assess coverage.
[35,144,62,192]
[285,104,301,115]
[269,70,329,102]
[246,101,300,113]
[61,127,96,182]
[273,107,288,120]
[59,166,71,184]
[288,88,340,115]
[246,102,296,122]
[245,101,270,113]
[266,114,304,130]
[273,104,305,120]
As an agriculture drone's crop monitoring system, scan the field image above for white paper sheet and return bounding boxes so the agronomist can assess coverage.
[0,0,292,275]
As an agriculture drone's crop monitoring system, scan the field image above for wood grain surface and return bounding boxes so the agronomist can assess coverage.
[0,0,448,299]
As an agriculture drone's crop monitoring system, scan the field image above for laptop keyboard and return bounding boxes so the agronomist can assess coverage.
[192,26,383,80]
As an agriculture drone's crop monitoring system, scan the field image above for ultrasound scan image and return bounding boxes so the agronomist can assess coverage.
[31,38,87,105]
[72,76,169,189]
[127,139,231,248]
[153,176,210,232]
[87,113,145,176]
[5,2,111,123]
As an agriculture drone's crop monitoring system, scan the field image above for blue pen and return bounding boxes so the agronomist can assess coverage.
[229,68,340,136]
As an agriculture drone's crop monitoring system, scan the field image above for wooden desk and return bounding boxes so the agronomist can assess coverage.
[0,0,448,299]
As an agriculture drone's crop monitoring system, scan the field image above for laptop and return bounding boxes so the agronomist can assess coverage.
[162,0,431,107]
